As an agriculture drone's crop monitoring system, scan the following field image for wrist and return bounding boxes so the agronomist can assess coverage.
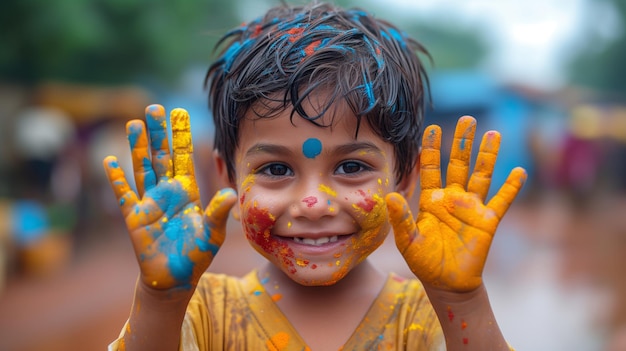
[135,277,196,308]
[425,283,509,351]
[123,277,195,350]
[423,282,488,309]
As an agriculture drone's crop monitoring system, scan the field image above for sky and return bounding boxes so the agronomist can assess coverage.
[367,0,622,90]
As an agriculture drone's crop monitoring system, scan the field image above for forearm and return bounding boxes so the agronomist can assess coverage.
[426,283,510,351]
[122,278,193,351]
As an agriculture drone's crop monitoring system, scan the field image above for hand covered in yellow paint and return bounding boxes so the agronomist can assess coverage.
[386,116,526,292]
[103,105,236,292]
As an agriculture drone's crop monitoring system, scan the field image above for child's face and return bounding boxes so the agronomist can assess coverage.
[231,97,399,286]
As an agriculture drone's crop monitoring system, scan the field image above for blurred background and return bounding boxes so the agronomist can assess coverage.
[1,0,625,350]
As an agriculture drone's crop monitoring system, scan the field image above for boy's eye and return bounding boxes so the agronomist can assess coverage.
[260,163,293,177]
[336,161,368,175]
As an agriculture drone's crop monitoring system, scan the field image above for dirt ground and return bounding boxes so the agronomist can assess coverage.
[0,194,624,351]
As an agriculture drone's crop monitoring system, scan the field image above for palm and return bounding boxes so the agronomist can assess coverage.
[103,105,235,291]
[386,116,526,292]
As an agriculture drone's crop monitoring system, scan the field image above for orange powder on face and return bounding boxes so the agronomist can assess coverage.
[266,331,290,351]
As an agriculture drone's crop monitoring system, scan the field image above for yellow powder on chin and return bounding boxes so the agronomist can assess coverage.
[295,258,308,267]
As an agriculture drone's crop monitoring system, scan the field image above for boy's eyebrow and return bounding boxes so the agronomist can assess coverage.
[333,141,384,156]
[245,142,384,157]
[245,143,294,157]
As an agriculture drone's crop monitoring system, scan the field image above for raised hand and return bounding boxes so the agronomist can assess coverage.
[386,116,526,292]
[103,104,236,291]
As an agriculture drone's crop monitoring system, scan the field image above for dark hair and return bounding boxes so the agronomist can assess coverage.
[205,2,430,184]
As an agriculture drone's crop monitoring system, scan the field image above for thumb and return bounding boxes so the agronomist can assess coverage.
[203,188,238,248]
[385,192,418,254]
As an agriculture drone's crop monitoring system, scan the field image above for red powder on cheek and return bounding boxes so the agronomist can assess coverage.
[244,206,297,271]
[302,196,317,208]
[356,190,376,212]
[245,206,276,250]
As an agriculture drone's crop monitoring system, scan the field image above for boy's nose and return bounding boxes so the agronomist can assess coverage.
[289,184,337,221]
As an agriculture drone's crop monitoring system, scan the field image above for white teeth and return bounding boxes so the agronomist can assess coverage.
[293,235,338,246]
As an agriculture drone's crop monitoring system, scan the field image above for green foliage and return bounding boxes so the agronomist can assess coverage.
[351,3,488,70]
[402,23,487,70]
[568,0,626,97]
[0,0,487,85]
[0,0,238,84]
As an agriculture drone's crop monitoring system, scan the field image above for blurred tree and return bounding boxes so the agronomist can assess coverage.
[568,0,626,97]
[345,2,488,70]
[0,0,239,85]
[401,23,487,69]
[0,0,486,85]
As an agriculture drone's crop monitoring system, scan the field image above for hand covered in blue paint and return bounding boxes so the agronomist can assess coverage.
[103,104,237,291]
[386,116,526,292]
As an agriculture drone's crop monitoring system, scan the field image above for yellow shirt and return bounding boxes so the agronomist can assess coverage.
[109,270,445,351]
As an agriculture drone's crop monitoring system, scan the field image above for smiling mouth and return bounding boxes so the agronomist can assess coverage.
[293,235,339,246]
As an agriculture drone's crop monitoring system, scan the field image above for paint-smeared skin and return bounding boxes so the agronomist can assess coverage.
[386,116,527,292]
[103,104,236,291]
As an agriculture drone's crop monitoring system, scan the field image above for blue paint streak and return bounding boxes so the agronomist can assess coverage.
[168,253,194,284]
[127,123,142,150]
[302,138,322,159]
[142,157,157,188]
[195,237,219,256]
[145,114,168,152]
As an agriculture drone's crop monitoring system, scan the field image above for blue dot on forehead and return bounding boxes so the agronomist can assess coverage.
[302,138,322,159]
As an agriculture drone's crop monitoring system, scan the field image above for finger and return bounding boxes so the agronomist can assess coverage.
[145,104,172,179]
[446,116,476,189]
[170,108,196,178]
[385,192,419,254]
[103,156,139,217]
[126,120,156,196]
[467,130,501,202]
[486,167,527,220]
[420,125,442,190]
[203,188,238,252]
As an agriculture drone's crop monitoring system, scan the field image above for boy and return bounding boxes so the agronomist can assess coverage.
[105,2,525,350]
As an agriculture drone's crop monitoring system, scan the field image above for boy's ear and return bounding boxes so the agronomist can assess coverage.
[213,150,235,189]
[213,150,241,221]
[395,152,420,200]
